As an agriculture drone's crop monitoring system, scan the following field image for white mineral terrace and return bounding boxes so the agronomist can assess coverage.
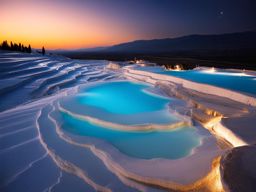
[1,52,255,192]
[123,66,256,107]
[123,65,256,148]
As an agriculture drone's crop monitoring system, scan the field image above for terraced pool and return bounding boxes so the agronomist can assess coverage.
[57,81,202,159]
[137,66,256,96]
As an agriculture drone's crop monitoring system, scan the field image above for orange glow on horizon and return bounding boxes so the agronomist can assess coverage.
[0,0,137,49]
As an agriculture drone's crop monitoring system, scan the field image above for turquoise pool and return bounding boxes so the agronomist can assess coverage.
[59,112,201,159]
[59,81,180,125]
[77,81,170,114]
[138,66,256,96]
[58,81,202,159]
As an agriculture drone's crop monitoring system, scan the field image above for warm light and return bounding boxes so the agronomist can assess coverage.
[0,1,138,49]
[174,65,181,71]
[201,67,255,77]
[204,67,216,73]
[135,60,144,64]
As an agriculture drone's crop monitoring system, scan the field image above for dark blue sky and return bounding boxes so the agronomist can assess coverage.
[71,0,256,39]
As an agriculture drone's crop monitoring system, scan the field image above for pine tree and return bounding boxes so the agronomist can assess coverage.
[28,45,32,53]
[0,40,33,54]
[42,46,45,55]
[10,42,14,50]
[14,43,18,51]
[1,40,9,50]
[18,43,22,51]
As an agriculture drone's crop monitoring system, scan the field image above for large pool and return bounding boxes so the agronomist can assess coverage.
[58,81,202,159]
[138,66,256,96]
[77,81,170,114]
[59,81,180,125]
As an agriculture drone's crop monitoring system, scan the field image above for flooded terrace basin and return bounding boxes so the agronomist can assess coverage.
[136,66,256,96]
[56,81,204,159]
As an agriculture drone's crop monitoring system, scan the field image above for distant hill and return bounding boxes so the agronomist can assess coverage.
[51,46,108,53]
[55,31,256,70]
[105,31,256,53]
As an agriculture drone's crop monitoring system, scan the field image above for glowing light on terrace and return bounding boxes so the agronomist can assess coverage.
[203,67,216,73]
[174,64,182,71]
[214,72,252,77]
[202,67,254,77]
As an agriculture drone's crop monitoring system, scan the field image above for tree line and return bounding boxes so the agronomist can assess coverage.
[0,40,32,53]
[0,40,46,55]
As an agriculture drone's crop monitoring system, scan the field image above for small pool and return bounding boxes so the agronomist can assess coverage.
[138,66,256,96]
[58,81,203,159]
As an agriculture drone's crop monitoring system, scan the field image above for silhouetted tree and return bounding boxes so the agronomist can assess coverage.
[18,43,22,51]
[14,43,18,51]
[0,40,34,54]
[28,45,32,53]
[42,46,45,55]
[10,41,14,50]
[1,40,10,50]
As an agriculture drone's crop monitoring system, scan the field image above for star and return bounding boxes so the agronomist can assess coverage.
[218,11,224,18]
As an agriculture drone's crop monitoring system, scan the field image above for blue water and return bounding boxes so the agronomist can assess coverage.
[59,81,202,159]
[59,81,180,125]
[138,66,256,96]
[60,112,201,159]
[77,81,170,114]
[0,51,205,191]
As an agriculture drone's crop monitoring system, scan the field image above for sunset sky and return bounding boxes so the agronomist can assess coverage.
[1,0,256,49]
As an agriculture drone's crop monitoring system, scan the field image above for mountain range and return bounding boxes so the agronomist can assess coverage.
[104,31,256,53]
